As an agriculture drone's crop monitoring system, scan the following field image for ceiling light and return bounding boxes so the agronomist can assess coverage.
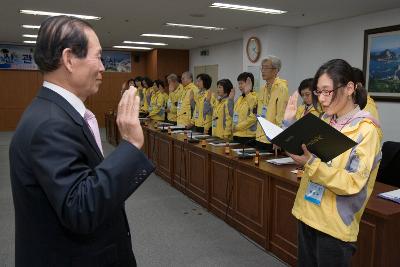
[23,34,38,38]
[19,10,101,20]
[22,25,40,29]
[210,3,287,14]
[123,41,167,46]
[141,34,192,39]
[165,23,224,31]
[23,40,36,44]
[113,46,152,50]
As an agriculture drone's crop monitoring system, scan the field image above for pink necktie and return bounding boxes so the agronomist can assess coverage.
[84,109,104,155]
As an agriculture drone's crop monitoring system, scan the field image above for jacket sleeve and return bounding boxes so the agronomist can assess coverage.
[30,119,155,234]
[148,95,165,117]
[304,122,381,195]
[235,97,257,131]
[275,85,289,127]
[223,102,233,139]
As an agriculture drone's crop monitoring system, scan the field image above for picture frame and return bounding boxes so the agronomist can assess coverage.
[363,24,400,101]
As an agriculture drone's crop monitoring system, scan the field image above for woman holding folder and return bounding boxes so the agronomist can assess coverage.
[284,59,382,267]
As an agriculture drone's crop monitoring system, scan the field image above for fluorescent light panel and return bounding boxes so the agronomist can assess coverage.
[22,24,40,29]
[113,46,152,50]
[165,23,224,31]
[20,9,101,20]
[141,33,192,39]
[22,34,37,38]
[123,41,167,46]
[210,2,286,14]
[23,40,36,44]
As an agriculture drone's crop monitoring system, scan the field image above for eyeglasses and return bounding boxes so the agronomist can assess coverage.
[313,85,342,96]
[260,66,276,71]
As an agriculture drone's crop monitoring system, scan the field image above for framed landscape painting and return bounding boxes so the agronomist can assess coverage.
[363,24,400,101]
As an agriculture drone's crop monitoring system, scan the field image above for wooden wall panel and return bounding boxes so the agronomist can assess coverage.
[0,49,188,131]
[157,49,189,81]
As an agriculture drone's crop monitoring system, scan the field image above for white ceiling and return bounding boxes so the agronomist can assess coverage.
[1,0,399,50]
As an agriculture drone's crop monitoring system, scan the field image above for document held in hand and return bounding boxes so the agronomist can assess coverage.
[256,113,357,162]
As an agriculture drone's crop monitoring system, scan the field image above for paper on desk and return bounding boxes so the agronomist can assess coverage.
[266,157,296,165]
[378,189,400,204]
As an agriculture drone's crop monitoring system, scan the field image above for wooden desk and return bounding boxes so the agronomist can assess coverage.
[105,115,400,267]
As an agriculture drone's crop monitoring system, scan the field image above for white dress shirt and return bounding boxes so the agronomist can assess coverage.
[43,81,86,118]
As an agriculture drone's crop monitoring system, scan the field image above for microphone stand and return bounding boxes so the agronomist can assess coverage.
[188,117,218,143]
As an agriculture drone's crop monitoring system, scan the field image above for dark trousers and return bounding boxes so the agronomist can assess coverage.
[297,220,356,267]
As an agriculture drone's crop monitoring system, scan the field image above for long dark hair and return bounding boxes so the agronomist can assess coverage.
[312,59,367,109]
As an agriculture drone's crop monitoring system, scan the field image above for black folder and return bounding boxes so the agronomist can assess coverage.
[257,113,357,162]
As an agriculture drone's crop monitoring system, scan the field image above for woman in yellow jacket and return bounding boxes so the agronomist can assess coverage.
[209,79,234,140]
[284,59,381,267]
[140,77,154,113]
[295,78,322,119]
[166,73,184,124]
[177,72,198,127]
[147,80,168,122]
[232,72,257,145]
[192,73,215,134]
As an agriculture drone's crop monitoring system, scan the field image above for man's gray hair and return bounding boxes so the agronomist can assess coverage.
[167,73,178,82]
[262,55,281,72]
[182,71,193,81]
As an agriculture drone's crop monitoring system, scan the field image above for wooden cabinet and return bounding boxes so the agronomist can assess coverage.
[186,146,209,208]
[127,124,400,267]
[172,141,187,192]
[233,165,267,247]
[209,154,234,221]
[157,134,173,183]
[268,178,298,266]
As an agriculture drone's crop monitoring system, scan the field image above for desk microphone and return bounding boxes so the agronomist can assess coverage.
[160,112,187,132]
[188,117,218,143]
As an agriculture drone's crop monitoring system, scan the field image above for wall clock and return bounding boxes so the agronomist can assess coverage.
[246,37,261,63]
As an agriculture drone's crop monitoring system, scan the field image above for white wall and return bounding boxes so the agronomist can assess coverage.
[189,8,400,141]
[189,39,243,95]
[295,8,400,142]
[242,25,297,90]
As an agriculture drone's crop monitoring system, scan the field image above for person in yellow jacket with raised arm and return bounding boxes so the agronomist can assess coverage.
[284,59,381,267]
[255,56,289,151]
[147,80,169,122]
[140,77,154,113]
[133,76,144,105]
[177,71,197,127]
[166,73,184,124]
[296,78,322,119]
[209,79,234,140]
[232,72,257,145]
[192,73,215,134]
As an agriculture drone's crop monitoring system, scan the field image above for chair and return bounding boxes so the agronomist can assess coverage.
[376,141,400,188]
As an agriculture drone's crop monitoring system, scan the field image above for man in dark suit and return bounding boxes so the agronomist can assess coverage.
[9,16,154,267]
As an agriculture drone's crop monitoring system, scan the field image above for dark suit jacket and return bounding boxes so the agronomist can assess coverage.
[9,87,155,267]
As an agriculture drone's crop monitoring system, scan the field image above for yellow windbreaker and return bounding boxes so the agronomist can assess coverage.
[148,90,168,121]
[363,95,383,139]
[167,84,184,122]
[295,104,321,120]
[177,83,198,126]
[364,95,380,122]
[192,89,215,132]
[292,109,382,242]
[256,78,289,143]
[140,86,156,112]
[233,92,257,138]
[211,97,233,140]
